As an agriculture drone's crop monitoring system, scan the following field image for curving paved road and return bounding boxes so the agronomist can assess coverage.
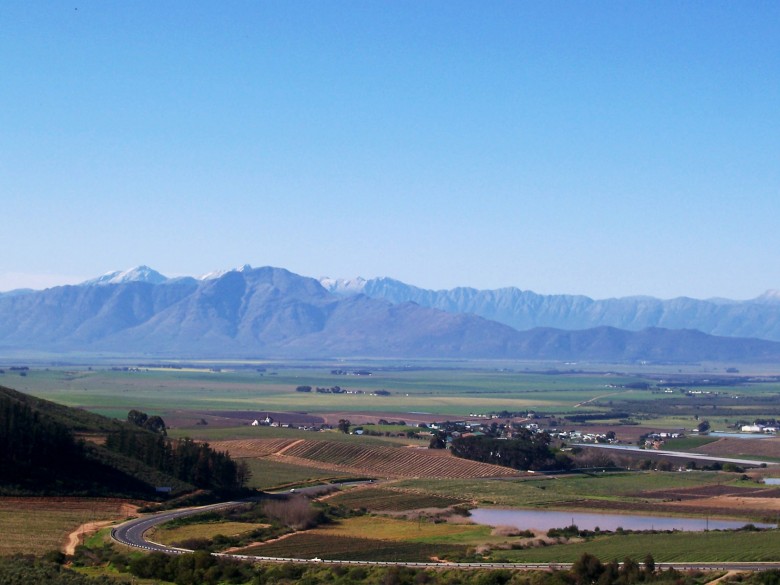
[111,499,780,572]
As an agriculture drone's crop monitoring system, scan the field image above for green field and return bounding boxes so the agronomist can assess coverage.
[328,487,468,511]
[6,363,780,433]
[150,521,268,546]
[242,458,358,490]
[8,363,780,432]
[491,530,780,563]
[2,365,673,418]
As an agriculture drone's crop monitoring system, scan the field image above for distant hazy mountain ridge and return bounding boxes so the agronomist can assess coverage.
[0,265,778,361]
[320,277,780,342]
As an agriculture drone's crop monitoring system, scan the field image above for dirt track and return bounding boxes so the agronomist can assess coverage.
[63,520,115,555]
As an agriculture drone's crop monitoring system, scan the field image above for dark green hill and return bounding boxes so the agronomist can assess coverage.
[0,385,126,434]
[0,385,246,498]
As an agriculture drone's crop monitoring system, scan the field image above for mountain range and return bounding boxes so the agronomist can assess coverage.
[320,277,780,342]
[0,265,778,362]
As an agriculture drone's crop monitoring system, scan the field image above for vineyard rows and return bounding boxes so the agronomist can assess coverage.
[279,440,520,479]
[210,439,299,458]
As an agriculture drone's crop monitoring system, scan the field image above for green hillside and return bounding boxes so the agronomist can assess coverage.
[0,385,246,498]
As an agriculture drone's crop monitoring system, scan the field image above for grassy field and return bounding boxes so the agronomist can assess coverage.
[0,498,131,556]
[242,457,358,490]
[491,530,780,563]
[327,486,468,511]
[149,521,268,546]
[315,515,492,544]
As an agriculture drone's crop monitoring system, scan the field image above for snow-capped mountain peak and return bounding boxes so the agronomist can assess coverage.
[82,265,168,286]
[756,289,780,304]
[198,264,254,281]
[319,276,367,295]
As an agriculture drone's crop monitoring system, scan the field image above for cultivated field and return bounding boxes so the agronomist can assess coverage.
[242,457,359,491]
[234,515,496,561]
[4,364,713,420]
[492,530,780,563]
[326,486,468,511]
[237,532,468,562]
[0,498,134,556]
[693,438,780,461]
[149,521,269,547]
[211,438,521,479]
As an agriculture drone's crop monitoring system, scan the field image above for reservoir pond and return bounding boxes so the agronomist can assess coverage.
[469,508,776,532]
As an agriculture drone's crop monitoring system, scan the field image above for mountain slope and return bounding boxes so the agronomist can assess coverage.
[1,266,779,361]
[321,277,780,342]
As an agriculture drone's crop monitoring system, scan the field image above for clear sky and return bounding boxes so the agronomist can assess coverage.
[2,2,778,300]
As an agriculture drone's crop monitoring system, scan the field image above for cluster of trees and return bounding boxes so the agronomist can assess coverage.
[568,553,673,585]
[0,556,118,585]
[27,548,719,585]
[129,551,251,585]
[105,428,249,490]
[0,392,84,484]
[127,409,167,434]
[450,430,568,471]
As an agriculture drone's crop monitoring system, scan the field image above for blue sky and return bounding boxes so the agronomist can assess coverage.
[2,2,778,299]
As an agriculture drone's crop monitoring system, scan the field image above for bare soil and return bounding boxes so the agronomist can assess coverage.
[63,520,116,555]
[693,437,780,459]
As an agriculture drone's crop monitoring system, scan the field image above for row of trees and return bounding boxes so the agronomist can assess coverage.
[105,428,249,490]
